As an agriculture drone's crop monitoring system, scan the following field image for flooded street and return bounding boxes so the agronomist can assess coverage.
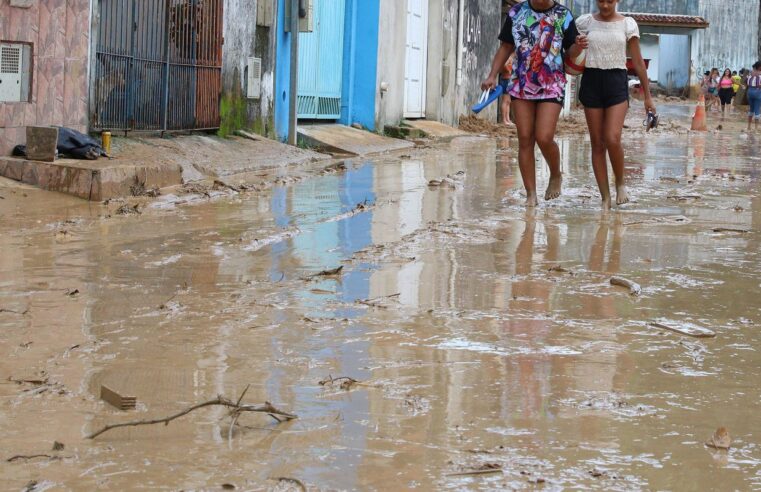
[2,108,761,490]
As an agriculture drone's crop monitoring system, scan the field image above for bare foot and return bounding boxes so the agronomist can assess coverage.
[601,194,612,210]
[544,174,562,201]
[526,190,539,207]
[616,184,630,205]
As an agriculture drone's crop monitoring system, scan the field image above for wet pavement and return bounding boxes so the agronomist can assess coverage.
[2,107,761,490]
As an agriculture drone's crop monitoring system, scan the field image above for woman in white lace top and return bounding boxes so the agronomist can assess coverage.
[576,0,655,209]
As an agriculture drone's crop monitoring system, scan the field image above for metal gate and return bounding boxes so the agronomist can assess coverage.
[297,0,346,119]
[93,0,223,132]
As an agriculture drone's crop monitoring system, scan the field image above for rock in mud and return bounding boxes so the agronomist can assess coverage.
[610,276,642,296]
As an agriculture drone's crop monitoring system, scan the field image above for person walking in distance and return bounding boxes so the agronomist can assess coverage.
[576,0,655,208]
[717,68,734,118]
[746,62,761,132]
[482,0,588,207]
[500,54,515,126]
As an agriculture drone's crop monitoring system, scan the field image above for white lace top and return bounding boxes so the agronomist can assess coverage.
[576,14,640,70]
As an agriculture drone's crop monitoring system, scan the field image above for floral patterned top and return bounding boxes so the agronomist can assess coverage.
[499,0,578,101]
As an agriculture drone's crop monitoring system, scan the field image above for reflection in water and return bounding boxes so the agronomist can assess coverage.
[1,129,761,489]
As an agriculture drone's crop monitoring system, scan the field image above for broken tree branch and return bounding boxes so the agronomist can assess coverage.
[87,394,296,439]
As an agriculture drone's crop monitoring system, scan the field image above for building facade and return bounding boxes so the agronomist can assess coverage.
[0,0,91,156]
[375,0,502,132]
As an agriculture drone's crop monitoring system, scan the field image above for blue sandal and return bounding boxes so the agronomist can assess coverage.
[471,86,504,114]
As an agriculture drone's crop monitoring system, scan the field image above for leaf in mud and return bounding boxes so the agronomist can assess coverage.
[52,441,64,451]
[66,289,79,297]
[705,427,731,450]
[221,484,236,490]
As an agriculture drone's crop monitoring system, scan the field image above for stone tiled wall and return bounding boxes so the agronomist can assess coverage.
[0,0,90,156]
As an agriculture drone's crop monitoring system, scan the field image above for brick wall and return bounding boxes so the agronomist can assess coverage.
[0,0,90,156]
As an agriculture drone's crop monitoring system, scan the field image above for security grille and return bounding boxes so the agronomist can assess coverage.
[0,44,24,102]
[93,0,223,131]
[1,46,21,73]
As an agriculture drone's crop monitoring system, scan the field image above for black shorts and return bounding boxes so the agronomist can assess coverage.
[718,87,734,105]
[579,68,629,109]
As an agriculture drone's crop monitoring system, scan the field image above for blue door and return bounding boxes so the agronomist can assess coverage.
[297,0,345,119]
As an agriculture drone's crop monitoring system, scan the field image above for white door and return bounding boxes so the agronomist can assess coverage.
[404,0,428,118]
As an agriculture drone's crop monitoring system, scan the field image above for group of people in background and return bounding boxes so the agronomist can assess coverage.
[701,64,761,131]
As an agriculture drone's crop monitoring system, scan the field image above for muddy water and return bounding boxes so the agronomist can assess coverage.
[2,113,761,490]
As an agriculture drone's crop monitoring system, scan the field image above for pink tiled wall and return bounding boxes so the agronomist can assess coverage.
[0,0,90,156]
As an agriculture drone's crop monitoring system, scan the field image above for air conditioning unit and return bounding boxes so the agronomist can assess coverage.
[0,44,23,102]
[247,57,262,99]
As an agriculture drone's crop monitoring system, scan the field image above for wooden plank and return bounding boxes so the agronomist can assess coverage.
[100,385,137,410]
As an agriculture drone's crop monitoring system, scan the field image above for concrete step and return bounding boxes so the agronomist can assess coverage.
[402,119,469,141]
[298,124,413,156]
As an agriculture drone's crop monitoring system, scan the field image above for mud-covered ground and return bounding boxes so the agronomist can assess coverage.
[2,102,761,490]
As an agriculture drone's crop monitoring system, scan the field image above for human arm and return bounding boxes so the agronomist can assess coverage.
[627,36,655,114]
[563,17,588,59]
[482,42,515,91]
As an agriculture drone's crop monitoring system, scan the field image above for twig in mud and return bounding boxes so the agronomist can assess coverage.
[0,307,29,316]
[271,477,307,491]
[356,293,401,309]
[158,292,178,309]
[87,389,296,439]
[7,454,62,463]
[547,265,574,275]
[319,375,378,390]
[666,194,702,201]
[712,227,750,234]
[610,276,642,296]
[446,466,503,477]
[8,377,49,386]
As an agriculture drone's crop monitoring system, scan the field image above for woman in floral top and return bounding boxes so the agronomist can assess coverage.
[482,0,587,207]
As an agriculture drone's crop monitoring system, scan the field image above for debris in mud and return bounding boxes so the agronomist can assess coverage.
[649,319,716,338]
[428,171,465,189]
[222,484,236,490]
[733,205,744,212]
[306,266,343,279]
[320,161,347,174]
[319,375,359,390]
[446,463,503,477]
[87,387,296,439]
[319,375,377,390]
[270,477,307,491]
[52,441,64,451]
[100,385,137,411]
[624,215,690,227]
[7,454,63,463]
[357,293,401,309]
[705,427,731,450]
[610,276,642,296]
[712,227,750,234]
[0,307,29,316]
[548,265,575,275]
[659,176,681,183]
[130,181,160,197]
[181,182,212,197]
[115,203,141,215]
[667,194,701,201]
[66,288,79,297]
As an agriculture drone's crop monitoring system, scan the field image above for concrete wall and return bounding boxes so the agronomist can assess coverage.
[375,0,500,131]
[570,0,699,16]
[222,0,277,137]
[691,0,759,74]
[0,0,91,156]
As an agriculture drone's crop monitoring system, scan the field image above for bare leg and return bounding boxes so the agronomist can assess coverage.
[602,101,630,205]
[512,99,539,206]
[500,95,513,125]
[534,102,563,200]
[584,106,610,209]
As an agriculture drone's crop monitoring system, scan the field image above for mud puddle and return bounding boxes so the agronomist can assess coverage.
[2,108,761,489]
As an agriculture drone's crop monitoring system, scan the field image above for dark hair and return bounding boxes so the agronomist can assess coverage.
[704,70,710,76]
[754,61,761,71]
[733,71,737,75]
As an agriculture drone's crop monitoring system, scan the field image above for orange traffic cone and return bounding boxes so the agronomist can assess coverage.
[691,94,707,131]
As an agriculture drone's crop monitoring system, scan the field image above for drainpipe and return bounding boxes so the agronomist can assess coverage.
[456,0,465,86]
[288,0,300,145]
